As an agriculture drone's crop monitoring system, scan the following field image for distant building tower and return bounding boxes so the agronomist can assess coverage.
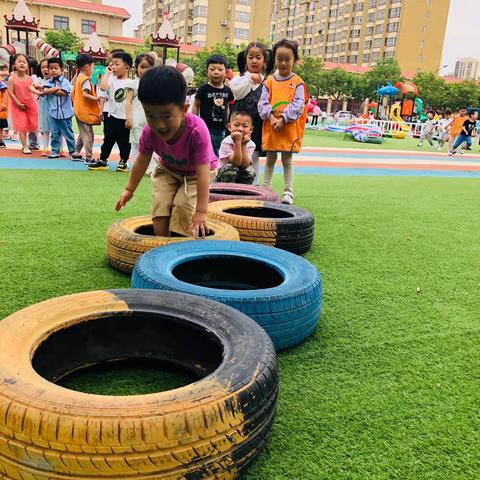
[454,58,479,80]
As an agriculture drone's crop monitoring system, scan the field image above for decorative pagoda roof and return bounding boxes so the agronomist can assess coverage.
[79,30,108,59]
[151,13,179,47]
[5,0,40,32]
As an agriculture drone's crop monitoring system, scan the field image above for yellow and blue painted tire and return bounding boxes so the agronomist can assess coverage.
[0,289,278,479]
[208,200,315,254]
[106,216,240,273]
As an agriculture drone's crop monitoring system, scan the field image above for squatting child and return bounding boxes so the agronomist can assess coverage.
[116,66,217,238]
[216,109,256,184]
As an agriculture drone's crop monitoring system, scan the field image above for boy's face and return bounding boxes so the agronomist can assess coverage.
[459,109,467,117]
[143,102,188,142]
[228,113,253,138]
[207,63,226,83]
[48,62,63,78]
[471,111,478,121]
[427,112,434,119]
[111,58,128,76]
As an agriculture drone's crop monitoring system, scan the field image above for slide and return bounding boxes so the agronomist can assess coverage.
[389,103,409,138]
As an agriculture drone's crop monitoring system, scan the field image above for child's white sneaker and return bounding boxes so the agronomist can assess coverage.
[281,192,293,205]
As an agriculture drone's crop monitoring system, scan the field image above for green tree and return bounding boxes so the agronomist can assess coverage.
[317,68,354,101]
[412,72,448,110]
[190,43,243,85]
[295,56,323,96]
[44,29,83,53]
[447,81,480,110]
[133,37,151,58]
[364,58,402,97]
[349,75,369,102]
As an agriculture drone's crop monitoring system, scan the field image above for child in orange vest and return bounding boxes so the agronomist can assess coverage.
[71,54,100,162]
[258,39,308,205]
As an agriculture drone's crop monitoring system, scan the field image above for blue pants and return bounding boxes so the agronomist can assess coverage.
[210,130,225,157]
[452,134,472,150]
[50,117,76,154]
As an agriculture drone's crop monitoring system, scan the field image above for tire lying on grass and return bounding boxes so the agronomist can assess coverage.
[132,240,323,350]
[0,289,278,479]
[106,216,239,273]
[208,200,315,254]
[209,183,280,203]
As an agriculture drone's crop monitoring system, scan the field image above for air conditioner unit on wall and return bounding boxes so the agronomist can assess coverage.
[220,20,228,27]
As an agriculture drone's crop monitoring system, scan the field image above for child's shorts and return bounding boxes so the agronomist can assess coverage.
[215,163,256,184]
[150,164,202,236]
[0,119,8,129]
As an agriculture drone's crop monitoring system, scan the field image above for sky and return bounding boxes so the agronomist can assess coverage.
[104,0,478,76]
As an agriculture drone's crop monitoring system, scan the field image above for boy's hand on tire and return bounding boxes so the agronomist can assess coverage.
[190,212,209,239]
[115,189,134,211]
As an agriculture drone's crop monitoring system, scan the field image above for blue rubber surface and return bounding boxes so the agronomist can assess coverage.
[131,240,323,351]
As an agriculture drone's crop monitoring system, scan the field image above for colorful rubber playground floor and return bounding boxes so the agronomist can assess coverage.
[1,140,480,178]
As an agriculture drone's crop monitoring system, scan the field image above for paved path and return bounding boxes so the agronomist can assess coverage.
[1,141,480,178]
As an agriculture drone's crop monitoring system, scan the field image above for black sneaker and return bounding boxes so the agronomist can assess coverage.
[29,144,40,151]
[88,160,109,171]
[116,161,129,172]
[0,141,5,148]
[71,153,83,161]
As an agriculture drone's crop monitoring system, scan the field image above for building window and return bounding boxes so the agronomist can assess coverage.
[387,22,399,32]
[375,23,383,34]
[373,38,382,48]
[54,16,69,30]
[192,23,206,35]
[363,53,371,63]
[234,28,249,39]
[389,7,401,18]
[81,19,96,34]
[350,42,359,51]
[384,51,395,58]
[235,10,250,22]
[237,0,251,4]
[385,37,396,47]
[348,54,358,63]
[193,6,208,17]
[364,40,372,49]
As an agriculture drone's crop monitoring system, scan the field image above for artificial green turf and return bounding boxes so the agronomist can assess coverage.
[1,170,480,479]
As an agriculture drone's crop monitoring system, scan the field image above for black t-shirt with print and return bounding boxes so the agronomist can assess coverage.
[462,119,477,136]
[195,83,234,131]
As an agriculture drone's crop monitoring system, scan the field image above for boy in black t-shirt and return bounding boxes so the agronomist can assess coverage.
[449,110,478,156]
[193,54,234,156]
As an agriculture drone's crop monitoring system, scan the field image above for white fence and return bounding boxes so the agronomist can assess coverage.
[319,117,423,137]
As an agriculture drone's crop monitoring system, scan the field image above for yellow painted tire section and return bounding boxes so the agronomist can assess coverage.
[106,216,240,273]
[0,290,278,479]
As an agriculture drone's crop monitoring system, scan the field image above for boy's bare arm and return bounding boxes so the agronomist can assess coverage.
[192,98,201,115]
[240,142,251,169]
[230,133,243,167]
[82,89,97,102]
[115,153,152,211]
[190,163,210,238]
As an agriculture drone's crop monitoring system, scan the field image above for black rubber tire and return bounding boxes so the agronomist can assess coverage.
[209,183,280,203]
[0,289,278,479]
[106,216,240,273]
[132,241,323,350]
[208,200,315,254]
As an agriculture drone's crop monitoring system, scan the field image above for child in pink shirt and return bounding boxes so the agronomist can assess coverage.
[116,66,217,238]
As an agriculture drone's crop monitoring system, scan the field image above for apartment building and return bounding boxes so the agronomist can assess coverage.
[271,0,451,73]
[454,58,479,81]
[142,0,273,48]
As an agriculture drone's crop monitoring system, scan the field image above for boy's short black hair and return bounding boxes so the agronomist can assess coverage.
[206,54,228,69]
[230,109,253,123]
[48,57,64,69]
[76,53,94,69]
[112,51,133,68]
[138,65,186,107]
[426,110,434,115]
[110,48,125,55]
[469,110,478,117]
[445,109,452,115]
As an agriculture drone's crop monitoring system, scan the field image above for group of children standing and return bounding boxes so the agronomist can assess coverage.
[1,38,309,239]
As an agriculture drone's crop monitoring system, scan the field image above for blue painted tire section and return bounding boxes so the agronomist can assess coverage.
[131,240,322,350]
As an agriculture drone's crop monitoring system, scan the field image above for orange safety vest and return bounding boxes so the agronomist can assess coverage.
[72,73,100,125]
[262,74,309,153]
[450,115,466,136]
